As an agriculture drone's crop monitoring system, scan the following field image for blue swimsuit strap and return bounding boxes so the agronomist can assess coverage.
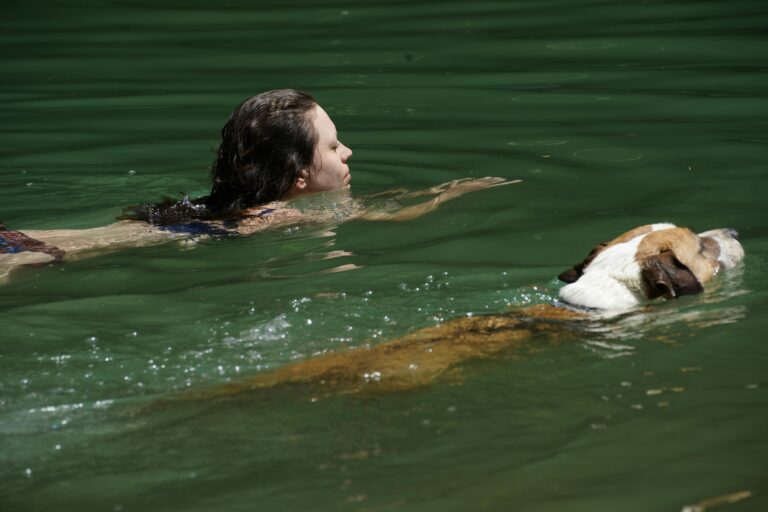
[252,207,276,218]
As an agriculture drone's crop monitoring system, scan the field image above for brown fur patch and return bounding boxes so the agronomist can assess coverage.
[605,224,656,246]
[636,228,718,284]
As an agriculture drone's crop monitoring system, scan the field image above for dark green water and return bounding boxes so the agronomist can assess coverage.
[2,1,767,510]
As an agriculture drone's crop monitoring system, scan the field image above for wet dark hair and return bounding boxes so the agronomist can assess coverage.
[121,89,318,225]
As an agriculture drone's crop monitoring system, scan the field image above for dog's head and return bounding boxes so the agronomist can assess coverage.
[557,223,744,310]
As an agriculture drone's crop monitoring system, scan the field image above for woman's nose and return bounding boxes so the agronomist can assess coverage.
[341,143,352,162]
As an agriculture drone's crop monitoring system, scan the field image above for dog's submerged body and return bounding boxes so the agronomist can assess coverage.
[171,224,744,402]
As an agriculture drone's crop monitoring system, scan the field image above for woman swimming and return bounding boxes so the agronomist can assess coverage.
[1,89,518,280]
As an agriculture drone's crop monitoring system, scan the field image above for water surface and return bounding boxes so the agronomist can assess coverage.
[2,1,767,511]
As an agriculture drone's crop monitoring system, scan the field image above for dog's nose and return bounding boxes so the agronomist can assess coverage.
[727,228,740,241]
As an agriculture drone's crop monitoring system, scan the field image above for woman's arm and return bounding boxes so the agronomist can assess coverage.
[237,177,520,229]
[361,177,521,222]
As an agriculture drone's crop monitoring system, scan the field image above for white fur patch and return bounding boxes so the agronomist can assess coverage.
[559,223,675,310]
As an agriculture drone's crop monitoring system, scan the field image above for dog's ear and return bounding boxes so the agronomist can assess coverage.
[558,243,607,283]
[558,267,580,283]
[641,251,703,299]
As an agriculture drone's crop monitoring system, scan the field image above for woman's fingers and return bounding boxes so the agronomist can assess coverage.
[488,178,522,187]
[446,177,521,189]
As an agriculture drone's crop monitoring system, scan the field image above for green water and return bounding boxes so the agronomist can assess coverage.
[2,0,768,510]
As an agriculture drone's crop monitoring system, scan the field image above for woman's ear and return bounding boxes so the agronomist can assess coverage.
[286,169,309,197]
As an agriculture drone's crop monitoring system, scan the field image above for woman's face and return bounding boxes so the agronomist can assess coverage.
[305,105,353,193]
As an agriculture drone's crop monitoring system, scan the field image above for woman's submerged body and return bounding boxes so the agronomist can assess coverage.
[1,89,519,281]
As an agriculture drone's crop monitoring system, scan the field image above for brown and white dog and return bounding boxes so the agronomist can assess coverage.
[169,223,744,402]
[557,223,744,311]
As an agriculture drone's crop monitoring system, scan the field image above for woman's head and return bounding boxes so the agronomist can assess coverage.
[205,89,318,212]
[122,89,351,224]
[206,89,353,212]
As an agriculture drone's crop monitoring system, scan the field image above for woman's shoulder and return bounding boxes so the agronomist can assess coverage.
[235,194,367,234]
[236,202,306,234]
